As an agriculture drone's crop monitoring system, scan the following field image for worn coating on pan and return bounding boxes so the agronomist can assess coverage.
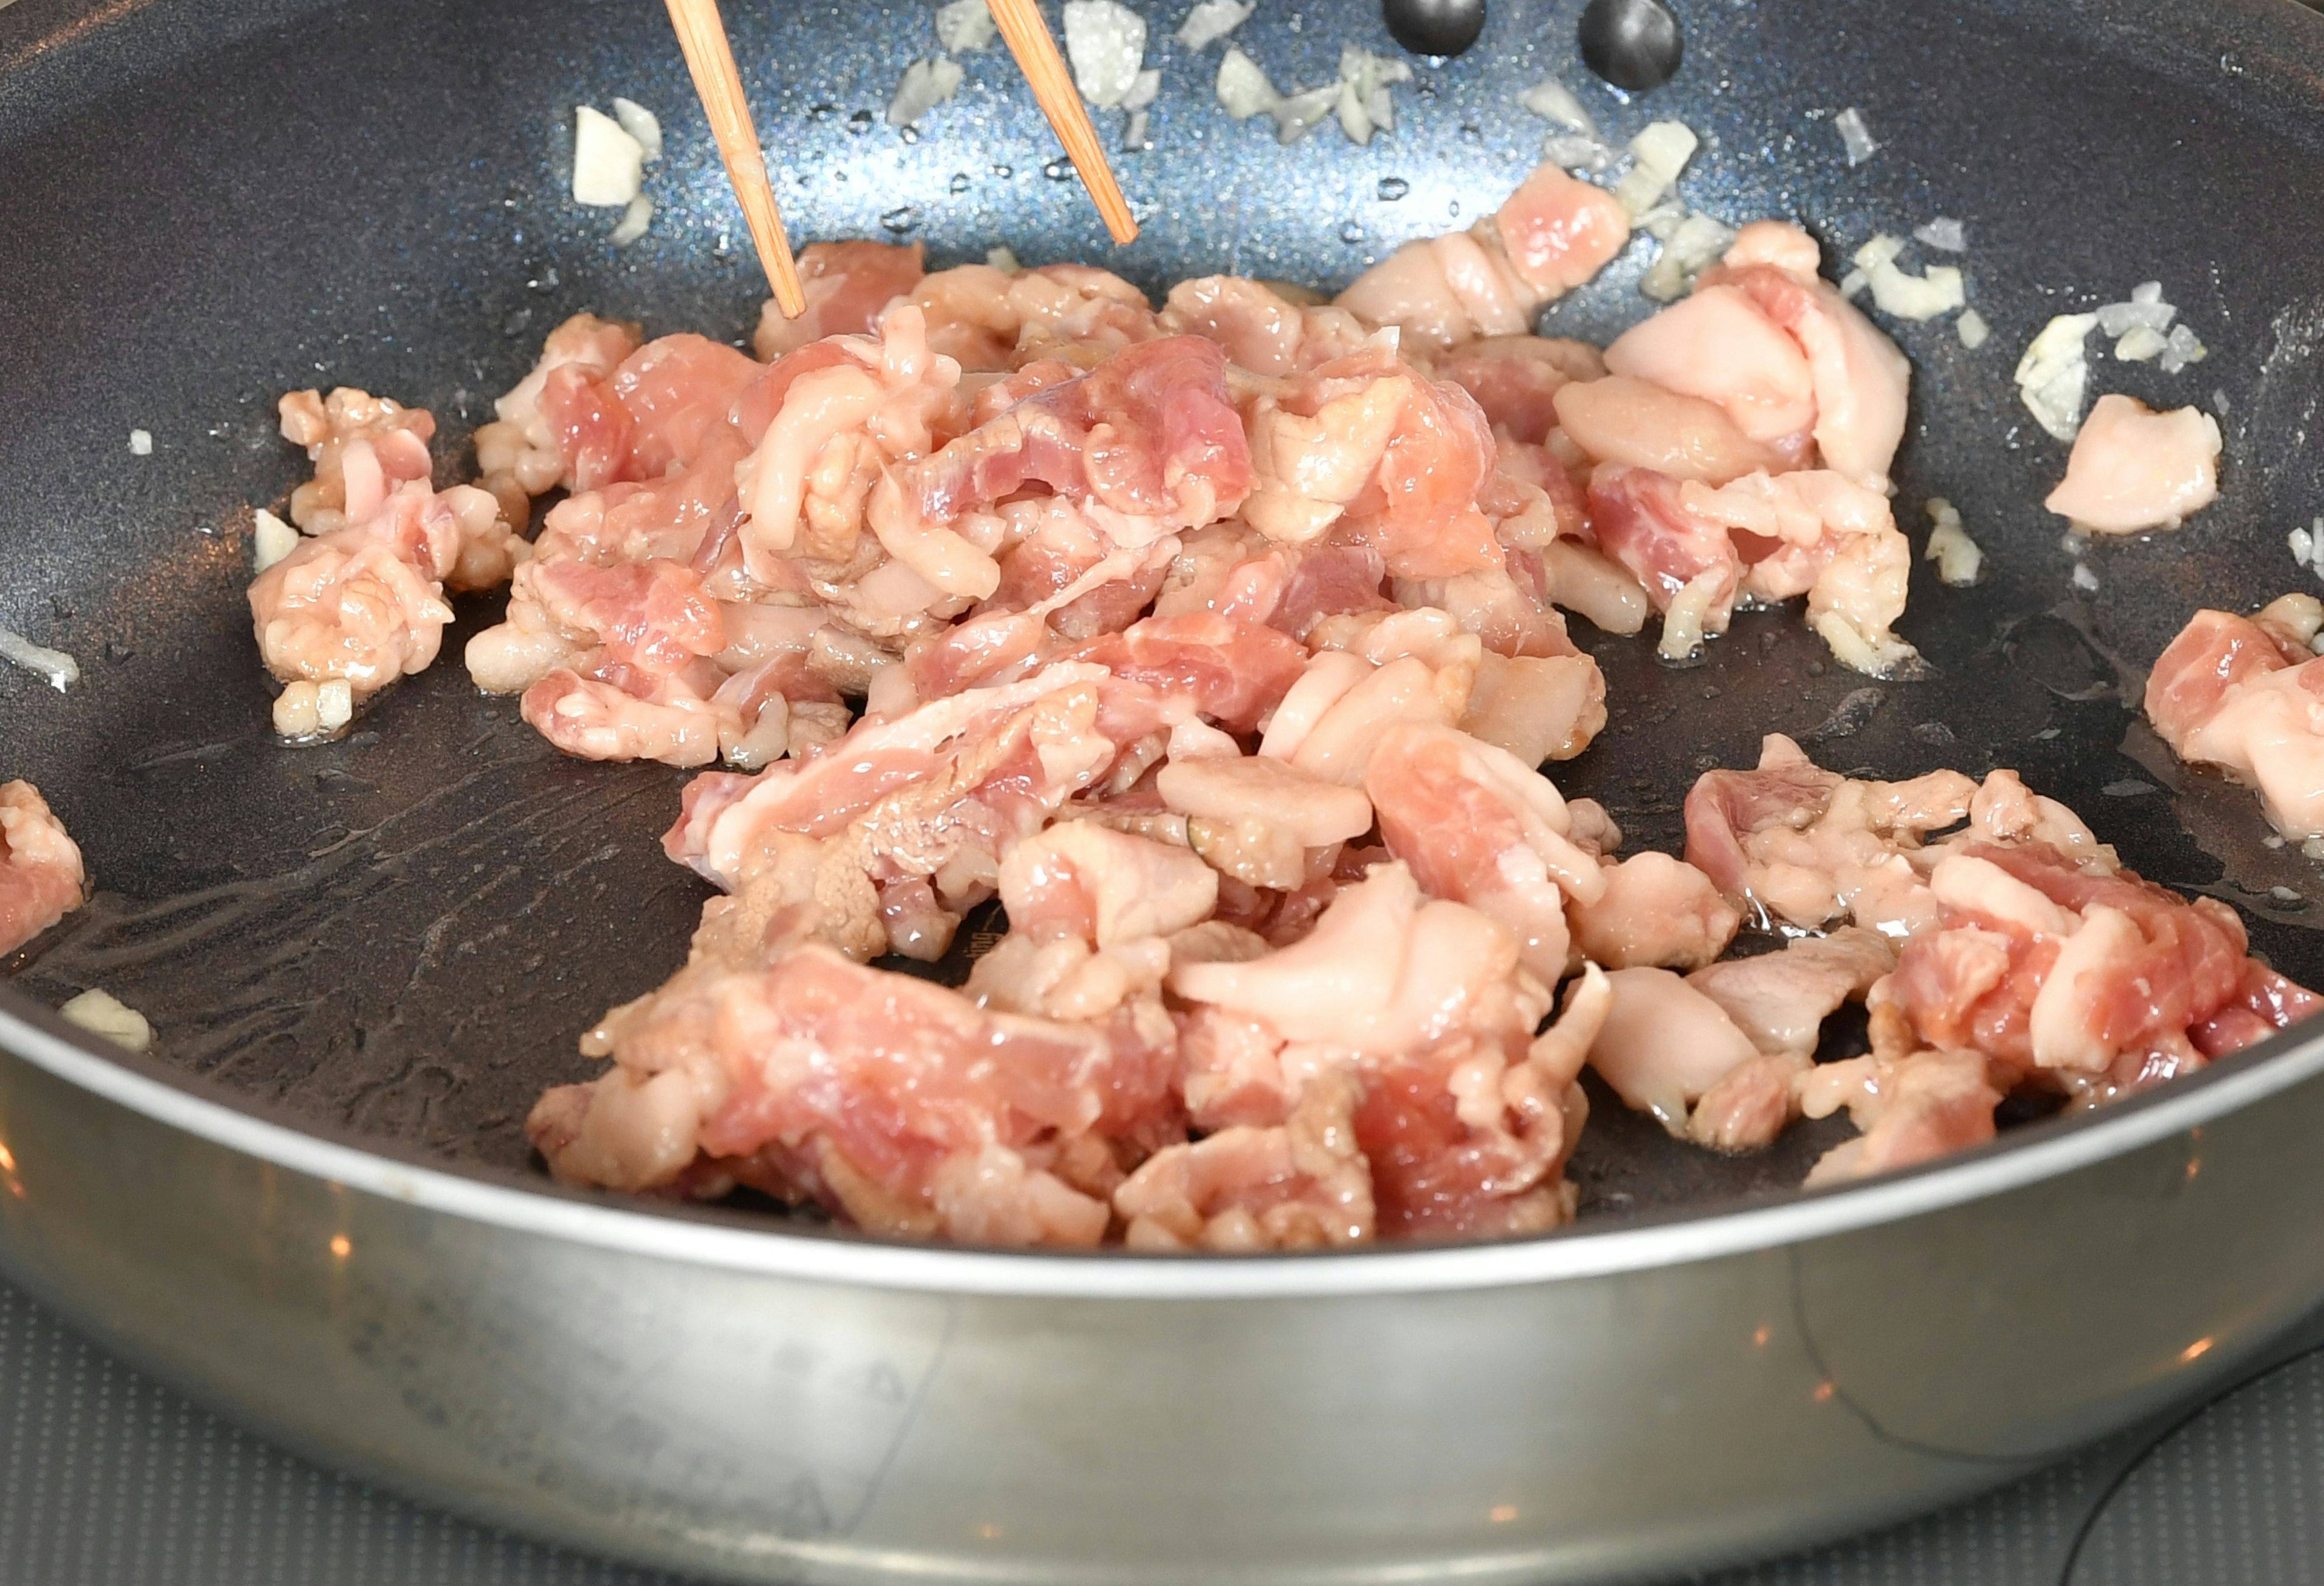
[5,1,2324,1579]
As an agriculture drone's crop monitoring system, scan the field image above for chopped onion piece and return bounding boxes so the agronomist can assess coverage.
[1834,105,1879,166]
[2113,323,2167,362]
[1615,120,1698,217]
[1333,46,1411,147]
[2014,313,2099,441]
[1215,46,1279,119]
[2160,323,2208,374]
[2072,563,2099,592]
[936,0,998,53]
[889,57,966,127]
[253,506,300,572]
[609,193,655,247]
[1838,267,1868,300]
[1924,499,1983,587]
[128,428,153,456]
[1124,67,1163,111]
[1125,106,1152,150]
[2290,521,2324,580]
[1640,211,1736,303]
[1337,81,1374,145]
[2296,517,2324,582]
[1273,85,1338,143]
[1064,0,1147,108]
[1520,77,1597,134]
[2095,297,2175,337]
[1848,234,1964,320]
[1542,131,1618,173]
[1957,308,1990,349]
[1177,0,1254,49]
[1868,261,1964,321]
[1912,216,1966,251]
[1364,84,1394,133]
[0,625,77,690]
[609,97,663,164]
[59,989,153,1053]
[1851,233,1906,272]
[572,105,645,206]
[2131,280,2165,305]
[986,245,1022,273]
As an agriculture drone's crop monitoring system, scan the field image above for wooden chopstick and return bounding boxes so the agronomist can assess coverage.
[983,0,1141,246]
[663,0,808,319]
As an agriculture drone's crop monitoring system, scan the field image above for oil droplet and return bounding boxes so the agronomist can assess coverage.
[1459,123,1483,144]
[991,162,1014,178]
[1377,176,1410,201]
[1446,199,1462,218]
[1045,157,1077,181]
[1340,221,1365,243]
[899,125,921,145]
[949,171,972,193]
[810,103,838,122]
[846,110,875,135]
[882,206,921,233]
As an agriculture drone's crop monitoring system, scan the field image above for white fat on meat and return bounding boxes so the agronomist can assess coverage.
[1686,926,1895,1055]
[1334,161,1630,349]
[473,314,644,503]
[1551,375,1794,486]
[1678,468,1918,675]
[1157,754,1374,847]
[1799,1049,2002,1186]
[1114,1072,1374,1250]
[737,306,974,585]
[1363,721,1605,982]
[1459,650,1607,766]
[1603,284,1819,445]
[528,946,1161,1247]
[1707,223,1912,489]
[1586,966,1761,1132]
[2044,395,2222,535]
[1567,850,1741,971]
[1682,733,1980,936]
[1168,860,1546,1054]
[998,822,1219,947]
[2145,598,2324,839]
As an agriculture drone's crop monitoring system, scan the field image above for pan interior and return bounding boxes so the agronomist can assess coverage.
[4,0,2323,1228]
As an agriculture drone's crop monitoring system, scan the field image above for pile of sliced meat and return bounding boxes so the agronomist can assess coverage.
[222,155,2320,1247]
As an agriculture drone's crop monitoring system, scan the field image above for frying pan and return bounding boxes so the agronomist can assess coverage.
[4,0,2324,1579]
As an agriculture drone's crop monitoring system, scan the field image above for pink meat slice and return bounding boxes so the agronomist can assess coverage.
[1880,842,2311,1090]
[1065,612,1309,734]
[0,782,84,957]
[1587,463,1741,617]
[754,240,928,359]
[527,945,1177,1246]
[609,333,766,480]
[894,335,1252,532]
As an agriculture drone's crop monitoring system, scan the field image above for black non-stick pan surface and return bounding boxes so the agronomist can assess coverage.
[3,0,2323,1226]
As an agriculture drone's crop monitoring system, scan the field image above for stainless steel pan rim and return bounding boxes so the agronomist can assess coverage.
[5,981,2313,1299]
